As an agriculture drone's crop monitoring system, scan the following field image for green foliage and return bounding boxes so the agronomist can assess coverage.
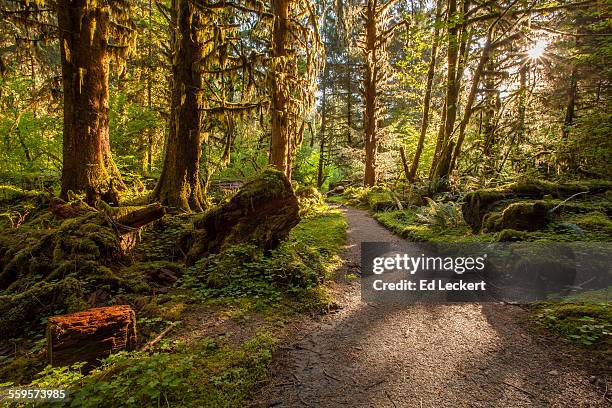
[294,185,325,217]
[109,91,161,174]
[27,332,276,408]
[293,145,343,191]
[0,73,62,180]
[533,302,611,347]
[336,186,398,211]
[374,207,489,243]
[183,208,346,303]
[415,197,464,228]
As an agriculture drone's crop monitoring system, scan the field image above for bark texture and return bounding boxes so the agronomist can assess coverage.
[269,0,292,177]
[186,170,299,264]
[58,0,125,204]
[47,305,137,368]
[363,0,379,187]
[153,0,205,212]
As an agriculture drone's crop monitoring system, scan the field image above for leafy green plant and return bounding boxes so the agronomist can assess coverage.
[533,302,611,347]
[415,197,464,228]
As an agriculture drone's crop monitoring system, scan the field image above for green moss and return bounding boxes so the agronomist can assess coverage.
[532,301,611,347]
[233,169,289,206]
[462,178,612,232]
[0,277,86,341]
[574,211,612,230]
[497,229,528,242]
[374,209,490,243]
[295,185,325,216]
[33,331,277,408]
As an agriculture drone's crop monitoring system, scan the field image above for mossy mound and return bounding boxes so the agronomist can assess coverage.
[0,209,171,341]
[497,229,528,242]
[0,212,124,292]
[462,179,612,232]
[533,302,611,347]
[366,188,396,212]
[485,201,552,232]
[185,170,300,264]
[572,211,612,238]
[0,277,86,341]
[295,186,325,216]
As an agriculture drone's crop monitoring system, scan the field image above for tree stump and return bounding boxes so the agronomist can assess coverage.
[186,170,300,264]
[47,305,137,367]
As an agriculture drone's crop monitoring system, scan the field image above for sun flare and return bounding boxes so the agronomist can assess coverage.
[527,39,548,60]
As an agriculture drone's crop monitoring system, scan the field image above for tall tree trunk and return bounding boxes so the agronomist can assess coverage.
[408,0,443,182]
[432,0,461,182]
[429,100,447,178]
[517,61,528,144]
[363,0,378,187]
[562,64,578,139]
[449,34,491,172]
[58,0,124,204]
[146,0,154,175]
[269,0,291,177]
[346,54,353,145]
[317,84,328,187]
[481,61,498,176]
[153,0,204,212]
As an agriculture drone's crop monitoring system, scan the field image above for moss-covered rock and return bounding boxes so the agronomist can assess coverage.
[496,201,551,232]
[462,179,611,232]
[185,170,300,264]
[496,229,528,242]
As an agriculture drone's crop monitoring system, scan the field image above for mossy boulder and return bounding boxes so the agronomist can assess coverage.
[497,229,528,242]
[186,170,300,264]
[499,201,551,232]
[462,179,611,232]
[364,187,396,211]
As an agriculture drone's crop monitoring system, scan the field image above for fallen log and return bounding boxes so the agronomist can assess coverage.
[47,305,137,368]
[115,203,166,230]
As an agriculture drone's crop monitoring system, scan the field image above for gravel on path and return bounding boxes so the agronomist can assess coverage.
[251,207,607,408]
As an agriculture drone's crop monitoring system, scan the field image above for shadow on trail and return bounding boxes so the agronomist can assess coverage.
[251,207,603,407]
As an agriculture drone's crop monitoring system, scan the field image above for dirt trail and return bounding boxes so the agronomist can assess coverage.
[252,207,607,407]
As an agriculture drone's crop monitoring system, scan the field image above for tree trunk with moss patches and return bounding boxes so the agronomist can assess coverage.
[408,0,443,182]
[153,0,204,212]
[363,0,378,187]
[269,0,291,177]
[432,0,461,182]
[58,0,124,204]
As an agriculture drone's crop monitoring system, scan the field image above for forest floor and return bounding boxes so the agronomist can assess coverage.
[251,207,609,407]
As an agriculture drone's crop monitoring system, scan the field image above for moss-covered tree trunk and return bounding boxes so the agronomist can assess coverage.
[408,0,443,182]
[432,0,461,182]
[153,0,204,212]
[363,0,378,187]
[269,0,291,177]
[58,0,125,204]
